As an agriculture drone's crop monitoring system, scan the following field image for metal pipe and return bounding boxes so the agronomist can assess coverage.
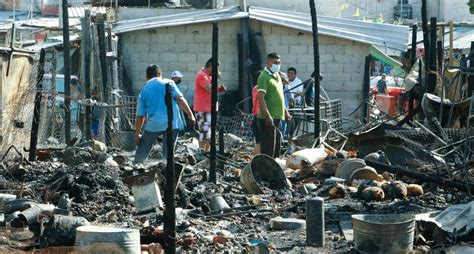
[28,49,46,161]
[62,0,71,144]
[309,0,320,144]
[164,83,176,254]
[414,120,447,146]
[209,23,219,183]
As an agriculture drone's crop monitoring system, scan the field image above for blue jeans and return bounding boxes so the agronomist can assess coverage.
[134,129,178,164]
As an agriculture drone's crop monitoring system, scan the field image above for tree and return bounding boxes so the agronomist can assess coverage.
[468,0,474,14]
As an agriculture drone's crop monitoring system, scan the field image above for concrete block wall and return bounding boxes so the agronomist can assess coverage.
[248,21,371,118]
[120,20,240,103]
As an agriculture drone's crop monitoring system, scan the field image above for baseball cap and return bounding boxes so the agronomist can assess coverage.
[171,71,184,78]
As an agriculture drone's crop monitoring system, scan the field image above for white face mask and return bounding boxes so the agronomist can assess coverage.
[270,64,281,73]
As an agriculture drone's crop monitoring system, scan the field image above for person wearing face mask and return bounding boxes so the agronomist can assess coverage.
[256,52,291,158]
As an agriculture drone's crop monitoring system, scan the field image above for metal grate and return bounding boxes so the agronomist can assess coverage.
[217,113,254,140]
[321,99,343,132]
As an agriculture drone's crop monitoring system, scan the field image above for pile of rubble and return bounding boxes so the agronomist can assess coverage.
[0,127,472,253]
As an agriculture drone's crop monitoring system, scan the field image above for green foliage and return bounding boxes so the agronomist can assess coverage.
[468,0,474,14]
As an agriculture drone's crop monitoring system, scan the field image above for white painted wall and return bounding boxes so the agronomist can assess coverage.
[120,19,240,103]
[120,19,371,118]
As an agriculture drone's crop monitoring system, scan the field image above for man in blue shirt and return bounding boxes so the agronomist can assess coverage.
[134,65,195,163]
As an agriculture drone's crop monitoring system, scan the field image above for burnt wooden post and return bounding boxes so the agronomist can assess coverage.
[427,17,438,94]
[239,1,251,113]
[164,83,176,253]
[309,0,320,144]
[209,23,219,183]
[217,127,225,170]
[362,56,372,123]
[467,42,474,97]
[62,0,71,144]
[97,18,109,143]
[421,0,430,75]
[82,10,92,140]
[28,49,46,161]
[410,24,417,67]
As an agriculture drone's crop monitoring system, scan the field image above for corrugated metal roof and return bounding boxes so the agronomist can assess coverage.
[68,6,107,18]
[113,6,248,34]
[446,28,474,50]
[248,7,410,51]
[113,5,410,51]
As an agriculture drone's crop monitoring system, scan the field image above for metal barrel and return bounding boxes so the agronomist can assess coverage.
[306,197,325,247]
[240,154,289,194]
[18,204,55,225]
[209,195,230,211]
[352,214,415,254]
[75,225,140,254]
[0,194,16,205]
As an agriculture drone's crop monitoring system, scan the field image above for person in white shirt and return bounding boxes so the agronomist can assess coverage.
[287,67,303,106]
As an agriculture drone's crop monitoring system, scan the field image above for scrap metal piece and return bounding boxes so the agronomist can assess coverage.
[416,201,474,240]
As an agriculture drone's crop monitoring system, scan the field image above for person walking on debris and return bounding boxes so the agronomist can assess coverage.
[377,74,388,95]
[171,70,188,131]
[193,58,226,151]
[171,70,185,94]
[91,87,101,140]
[251,71,262,155]
[134,65,195,163]
[257,53,291,158]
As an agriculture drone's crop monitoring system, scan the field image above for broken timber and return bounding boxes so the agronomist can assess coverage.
[365,160,474,192]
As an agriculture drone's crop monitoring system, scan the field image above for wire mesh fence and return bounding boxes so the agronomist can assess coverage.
[1,53,40,157]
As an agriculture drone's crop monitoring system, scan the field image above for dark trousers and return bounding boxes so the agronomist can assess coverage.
[257,119,281,158]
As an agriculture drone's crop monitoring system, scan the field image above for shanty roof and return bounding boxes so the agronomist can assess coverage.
[113,5,410,51]
[248,7,409,51]
[445,27,474,50]
[113,6,248,34]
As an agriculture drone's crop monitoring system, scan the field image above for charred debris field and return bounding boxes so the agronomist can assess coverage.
[0,123,473,253]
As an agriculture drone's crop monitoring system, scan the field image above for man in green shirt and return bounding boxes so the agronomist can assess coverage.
[257,52,291,158]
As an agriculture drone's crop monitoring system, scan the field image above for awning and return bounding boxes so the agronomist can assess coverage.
[369,46,407,76]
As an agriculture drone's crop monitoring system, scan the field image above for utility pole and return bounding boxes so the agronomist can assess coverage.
[62,0,71,144]
[310,0,320,144]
